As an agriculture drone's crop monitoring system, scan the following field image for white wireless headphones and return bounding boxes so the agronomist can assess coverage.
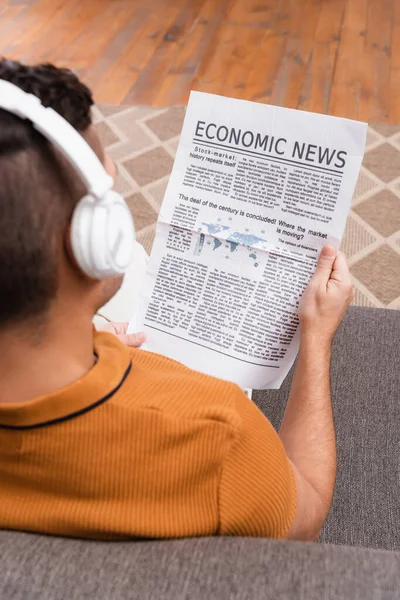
[0,79,136,279]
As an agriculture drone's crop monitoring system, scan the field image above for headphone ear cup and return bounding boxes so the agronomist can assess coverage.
[98,191,136,276]
[70,195,96,278]
[70,192,136,280]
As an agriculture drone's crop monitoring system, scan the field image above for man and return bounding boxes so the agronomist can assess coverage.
[0,60,354,541]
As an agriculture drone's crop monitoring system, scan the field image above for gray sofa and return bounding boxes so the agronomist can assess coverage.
[1,307,399,599]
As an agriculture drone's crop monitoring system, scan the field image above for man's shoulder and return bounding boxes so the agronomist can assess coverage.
[113,348,246,426]
[129,347,242,397]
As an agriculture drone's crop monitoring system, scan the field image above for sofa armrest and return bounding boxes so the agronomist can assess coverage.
[0,532,399,600]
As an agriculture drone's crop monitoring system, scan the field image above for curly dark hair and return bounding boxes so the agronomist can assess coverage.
[0,59,93,130]
[0,59,95,326]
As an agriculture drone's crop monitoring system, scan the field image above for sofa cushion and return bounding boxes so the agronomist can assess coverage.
[253,306,400,551]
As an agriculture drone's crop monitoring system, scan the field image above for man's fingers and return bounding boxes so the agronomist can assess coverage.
[311,245,337,285]
[117,332,146,348]
[95,320,146,347]
[110,322,129,335]
[114,323,147,348]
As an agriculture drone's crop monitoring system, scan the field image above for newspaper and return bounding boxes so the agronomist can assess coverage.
[128,92,367,389]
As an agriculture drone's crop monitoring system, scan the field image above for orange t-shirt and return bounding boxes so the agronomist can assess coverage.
[0,331,296,539]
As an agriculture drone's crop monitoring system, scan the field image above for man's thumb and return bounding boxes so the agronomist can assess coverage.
[313,245,336,283]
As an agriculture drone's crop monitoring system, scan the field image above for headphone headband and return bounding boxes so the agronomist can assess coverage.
[0,79,113,201]
[0,78,136,280]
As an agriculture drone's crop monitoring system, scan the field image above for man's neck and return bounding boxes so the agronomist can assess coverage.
[0,310,96,404]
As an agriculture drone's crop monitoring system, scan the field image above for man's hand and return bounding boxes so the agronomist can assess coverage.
[95,321,146,348]
[299,245,354,345]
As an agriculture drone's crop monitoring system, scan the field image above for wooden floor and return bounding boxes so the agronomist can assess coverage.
[1,0,399,122]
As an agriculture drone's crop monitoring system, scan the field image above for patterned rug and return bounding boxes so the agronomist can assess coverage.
[93,105,400,310]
